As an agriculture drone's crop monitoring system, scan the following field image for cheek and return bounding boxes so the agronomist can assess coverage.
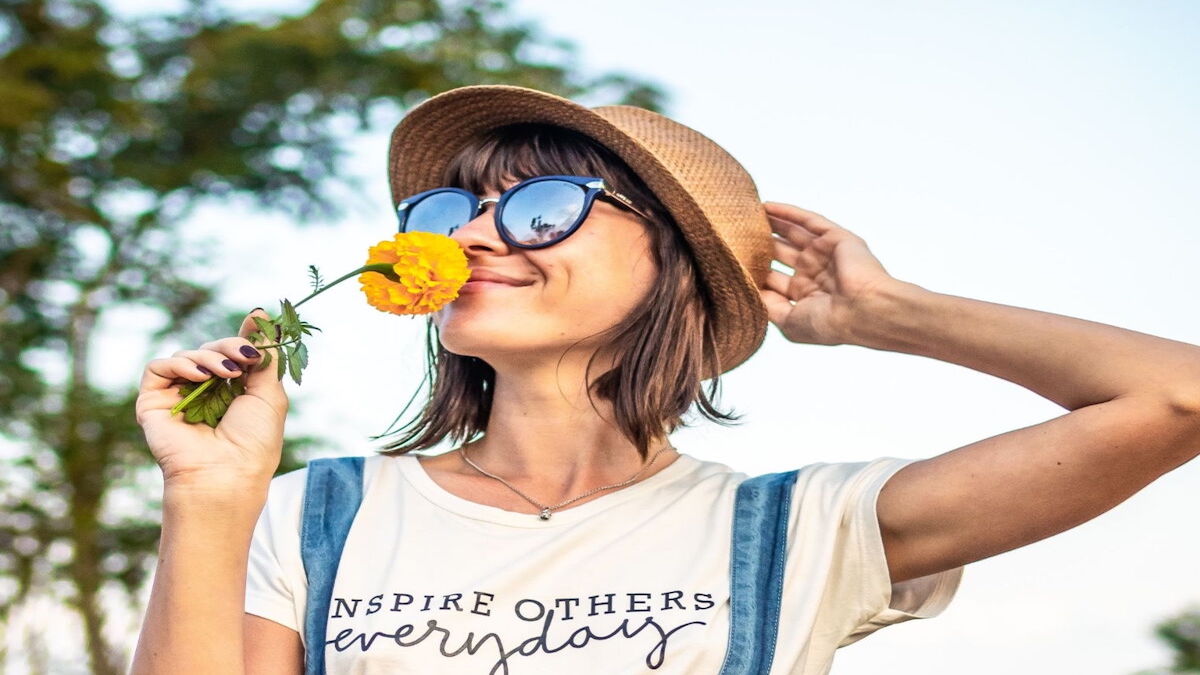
[562,247,657,320]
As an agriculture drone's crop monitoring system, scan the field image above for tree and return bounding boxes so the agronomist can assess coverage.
[1134,606,1200,675]
[0,0,665,671]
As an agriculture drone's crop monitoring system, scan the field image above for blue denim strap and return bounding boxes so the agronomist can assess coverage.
[300,457,365,675]
[718,469,800,675]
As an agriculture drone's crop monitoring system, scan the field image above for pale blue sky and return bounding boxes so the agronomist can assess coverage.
[26,1,1200,673]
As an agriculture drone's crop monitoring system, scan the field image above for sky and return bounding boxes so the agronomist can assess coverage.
[11,1,1200,673]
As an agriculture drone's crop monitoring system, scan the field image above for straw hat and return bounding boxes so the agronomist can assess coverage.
[387,85,772,376]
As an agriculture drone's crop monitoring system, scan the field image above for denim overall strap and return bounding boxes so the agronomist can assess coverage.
[300,456,365,675]
[718,469,800,675]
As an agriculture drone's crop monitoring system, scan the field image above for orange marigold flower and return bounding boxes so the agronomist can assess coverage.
[359,232,470,315]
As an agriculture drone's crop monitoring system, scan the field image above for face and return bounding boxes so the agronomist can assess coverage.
[432,177,659,366]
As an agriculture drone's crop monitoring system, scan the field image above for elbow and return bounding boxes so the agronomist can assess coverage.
[1153,387,1200,468]
[1124,385,1200,418]
[1164,387,1200,418]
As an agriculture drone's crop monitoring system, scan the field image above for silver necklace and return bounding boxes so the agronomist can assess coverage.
[458,444,674,520]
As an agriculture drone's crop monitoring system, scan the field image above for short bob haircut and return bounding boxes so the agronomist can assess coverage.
[378,122,743,461]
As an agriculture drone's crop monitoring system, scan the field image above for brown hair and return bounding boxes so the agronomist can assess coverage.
[377,123,743,460]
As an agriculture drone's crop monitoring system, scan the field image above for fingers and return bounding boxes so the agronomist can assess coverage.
[760,287,796,328]
[138,335,267,418]
[767,212,839,258]
[772,237,828,280]
[182,342,257,373]
[764,269,793,300]
[767,213,817,248]
[136,355,218,425]
[763,202,838,236]
[137,310,282,407]
[772,238,800,267]
[235,308,288,411]
[765,268,823,302]
[239,308,270,340]
[140,355,216,392]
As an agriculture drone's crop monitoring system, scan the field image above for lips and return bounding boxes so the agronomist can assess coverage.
[466,269,534,286]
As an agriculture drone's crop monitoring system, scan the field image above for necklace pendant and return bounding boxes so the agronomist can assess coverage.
[539,508,552,520]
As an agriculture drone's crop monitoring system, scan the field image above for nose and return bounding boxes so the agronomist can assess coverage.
[449,197,508,254]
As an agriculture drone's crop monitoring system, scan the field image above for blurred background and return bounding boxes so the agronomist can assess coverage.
[1,0,1198,673]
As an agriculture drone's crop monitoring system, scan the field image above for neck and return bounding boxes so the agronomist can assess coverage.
[454,365,677,502]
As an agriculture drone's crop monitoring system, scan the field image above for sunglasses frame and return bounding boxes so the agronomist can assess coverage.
[395,174,653,250]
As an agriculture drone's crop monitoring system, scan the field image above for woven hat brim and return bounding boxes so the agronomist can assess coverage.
[387,85,770,376]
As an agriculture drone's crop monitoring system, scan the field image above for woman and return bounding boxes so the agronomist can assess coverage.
[130,85,1200,674]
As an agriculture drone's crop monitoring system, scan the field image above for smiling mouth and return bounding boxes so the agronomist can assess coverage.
[459,280,528,291]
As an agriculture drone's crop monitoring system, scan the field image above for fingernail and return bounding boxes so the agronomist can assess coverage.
[240,345,261,358]
[197,365,213,376]
[221,359,241,372]
[249,307,264,314]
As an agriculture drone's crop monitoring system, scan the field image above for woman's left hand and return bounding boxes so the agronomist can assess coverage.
[760,202,899,346]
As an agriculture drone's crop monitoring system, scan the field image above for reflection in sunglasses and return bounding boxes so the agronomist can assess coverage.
[399,176,649,248]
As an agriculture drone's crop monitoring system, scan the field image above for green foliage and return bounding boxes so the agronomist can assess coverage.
[308,264,325,292]
[0,0,664,670]
[178,375,245,426]
[1134,606,1200,674]
[1155,608,1200,672]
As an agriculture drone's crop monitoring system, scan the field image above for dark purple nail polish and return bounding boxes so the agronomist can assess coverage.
[240,345,261,358]
[197,365,213,376]
[221,359,241,372]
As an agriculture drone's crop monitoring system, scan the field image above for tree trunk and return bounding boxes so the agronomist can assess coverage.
[64,300,120,675]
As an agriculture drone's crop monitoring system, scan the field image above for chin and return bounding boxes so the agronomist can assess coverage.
[437,310,525,357]
[440,323,577,368]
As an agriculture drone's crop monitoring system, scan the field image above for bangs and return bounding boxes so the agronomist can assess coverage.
[442,123,647,201]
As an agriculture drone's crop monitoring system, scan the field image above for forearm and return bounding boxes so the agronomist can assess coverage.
[848,280,1200,411]
[131,486,268,675]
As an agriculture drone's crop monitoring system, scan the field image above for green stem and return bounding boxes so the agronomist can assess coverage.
[294,263,396,309]
[170,378,215,415]
[172,263,394,420]
[255,338,302,350]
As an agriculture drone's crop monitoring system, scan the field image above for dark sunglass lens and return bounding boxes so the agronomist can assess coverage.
[501,180,586,245]
[404,192,475,235]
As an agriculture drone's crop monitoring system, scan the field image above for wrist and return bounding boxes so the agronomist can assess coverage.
[163,473,271,515]
[843,279,935,350]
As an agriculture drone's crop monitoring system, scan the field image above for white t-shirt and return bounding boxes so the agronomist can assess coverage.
[246,452,963,674]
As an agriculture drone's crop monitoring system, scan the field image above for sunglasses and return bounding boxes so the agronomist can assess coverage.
[395,174,653,249]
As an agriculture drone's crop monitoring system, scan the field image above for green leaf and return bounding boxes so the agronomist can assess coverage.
[181,385,206,422]
[258,350,273,372]
[287,344,303,385]
[202,387,223,419]
[294,342,309,371]
[253,316,276,340]
[203,401,219,428]
[216,379,234,408]
[185,403,205,424]
[276,349,286,380]
[177,378,235,427]
[263,307,283,342]
[281,299,301,337]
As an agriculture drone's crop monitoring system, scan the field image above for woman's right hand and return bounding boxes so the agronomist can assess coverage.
[135,309,289,492]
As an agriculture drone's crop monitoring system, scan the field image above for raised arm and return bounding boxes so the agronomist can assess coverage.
[759,202,1200,584]
[853,280,1200,582]
[130,310,300,674]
